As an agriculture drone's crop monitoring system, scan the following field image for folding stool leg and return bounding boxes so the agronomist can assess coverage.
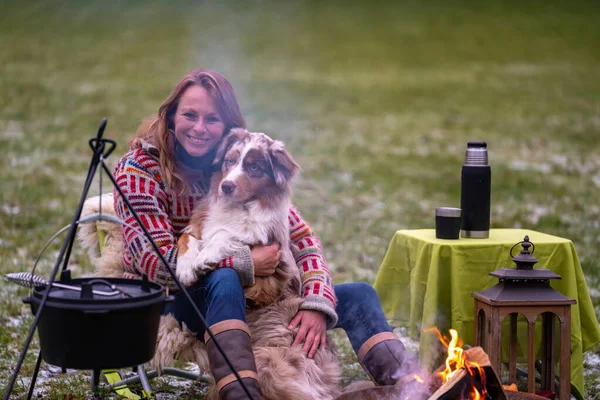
[98,368,144,399]
[137,365,156,399]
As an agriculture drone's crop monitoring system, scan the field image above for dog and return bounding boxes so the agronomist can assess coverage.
[174,128,341,400]
[176,128,300,307]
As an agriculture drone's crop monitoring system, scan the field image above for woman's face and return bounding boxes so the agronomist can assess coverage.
[173,85,226,157]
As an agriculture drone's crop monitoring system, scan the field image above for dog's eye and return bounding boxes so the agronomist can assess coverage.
[249,164,259,171]
[225,159,234,165]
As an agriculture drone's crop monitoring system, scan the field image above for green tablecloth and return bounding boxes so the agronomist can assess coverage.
[374,229,600,400]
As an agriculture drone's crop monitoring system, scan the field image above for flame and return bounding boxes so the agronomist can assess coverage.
[426,328,489,400]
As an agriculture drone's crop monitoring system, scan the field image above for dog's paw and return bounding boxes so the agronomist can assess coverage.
[176,235,204,285]
[177,244,198,266]
[191,253,220,273]
[176,263,198,287]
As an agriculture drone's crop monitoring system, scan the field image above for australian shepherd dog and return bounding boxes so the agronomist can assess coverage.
[170,128,341,400]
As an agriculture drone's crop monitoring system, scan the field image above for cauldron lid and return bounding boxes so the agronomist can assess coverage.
[30,277,164,308]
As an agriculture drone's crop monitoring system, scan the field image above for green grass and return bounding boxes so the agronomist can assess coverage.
[1,0,599,398]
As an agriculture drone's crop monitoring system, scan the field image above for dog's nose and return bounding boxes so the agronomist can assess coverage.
[221,181,236,195]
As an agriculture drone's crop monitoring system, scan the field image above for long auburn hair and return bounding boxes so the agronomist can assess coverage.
[130,69,246,194]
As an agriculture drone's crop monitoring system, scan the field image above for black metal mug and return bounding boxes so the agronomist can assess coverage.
[435,207,462,239]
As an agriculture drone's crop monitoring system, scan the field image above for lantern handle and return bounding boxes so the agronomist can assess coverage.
[510,240,535,258]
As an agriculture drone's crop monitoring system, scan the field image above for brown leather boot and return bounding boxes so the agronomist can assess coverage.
[358,332,419,386]
[205,320,264,400]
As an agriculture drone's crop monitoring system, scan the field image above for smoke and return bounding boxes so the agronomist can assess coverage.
[398,376,434,400]
[182,1,314,143]
[396,348,435,400]
[420,312,455,371]
[341,341,434,400]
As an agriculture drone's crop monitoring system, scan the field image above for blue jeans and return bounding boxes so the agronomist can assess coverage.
[333,282,394,354]
[164,268,393,354]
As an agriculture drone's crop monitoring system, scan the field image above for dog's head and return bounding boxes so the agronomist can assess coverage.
[211,128,300,204]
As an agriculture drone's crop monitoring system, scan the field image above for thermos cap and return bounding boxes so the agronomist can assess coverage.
[435,207,462,218]
[465,141,488,166]
[467,141,487,148]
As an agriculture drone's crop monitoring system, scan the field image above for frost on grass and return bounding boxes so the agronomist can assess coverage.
[1,120,24,140]
[393,327,421,355]
[583,350,600,399]
[2,204,20,215]
[584,352,600,377]
[6,316,24,328]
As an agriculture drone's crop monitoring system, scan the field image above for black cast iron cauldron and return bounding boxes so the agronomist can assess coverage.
[23,277,172,370]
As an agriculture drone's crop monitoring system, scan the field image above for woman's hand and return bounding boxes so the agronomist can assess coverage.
[288,310,327,359]
[251,243,281,276]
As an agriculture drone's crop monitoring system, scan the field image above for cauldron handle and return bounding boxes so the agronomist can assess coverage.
[86,278,134,298]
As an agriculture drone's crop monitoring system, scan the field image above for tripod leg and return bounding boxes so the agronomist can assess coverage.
[26,352,43,400]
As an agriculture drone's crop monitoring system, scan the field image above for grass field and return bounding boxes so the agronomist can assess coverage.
[1,0,599,398]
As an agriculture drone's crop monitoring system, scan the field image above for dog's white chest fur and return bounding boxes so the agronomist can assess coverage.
[176,201,291,286]
[204,200,287,246]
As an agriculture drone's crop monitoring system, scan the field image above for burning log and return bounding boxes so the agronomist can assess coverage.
[429,347,507,400]
[427,328,508,400]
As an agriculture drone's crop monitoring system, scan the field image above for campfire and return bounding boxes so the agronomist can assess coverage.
[427,328,506,400]
[337,328,552,400]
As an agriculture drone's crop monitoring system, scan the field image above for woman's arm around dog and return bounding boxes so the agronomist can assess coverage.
[287,205,337,358]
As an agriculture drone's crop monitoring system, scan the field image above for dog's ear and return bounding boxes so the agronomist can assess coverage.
[269,140,300,189]
[213,128,246,166]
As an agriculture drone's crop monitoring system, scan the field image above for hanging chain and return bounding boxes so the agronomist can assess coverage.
[98,154,104,219]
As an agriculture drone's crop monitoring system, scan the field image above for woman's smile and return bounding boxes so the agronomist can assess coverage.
[185,135,210,144]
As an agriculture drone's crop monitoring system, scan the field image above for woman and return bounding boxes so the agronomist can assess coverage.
[113,69,416,400]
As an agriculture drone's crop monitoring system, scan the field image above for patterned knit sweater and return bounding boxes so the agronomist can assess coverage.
[113,141,338,327]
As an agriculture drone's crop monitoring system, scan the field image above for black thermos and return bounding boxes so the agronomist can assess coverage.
[460,141,491,238]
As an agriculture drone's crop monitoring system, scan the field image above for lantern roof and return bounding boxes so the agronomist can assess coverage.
[489,267,560,280]
[473,281,576,305]
[472,235,576,305]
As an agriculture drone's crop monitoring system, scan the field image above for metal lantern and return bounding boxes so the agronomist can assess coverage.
[472,236,576,399]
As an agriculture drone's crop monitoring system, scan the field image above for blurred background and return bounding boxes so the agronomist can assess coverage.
[1,0,599,398]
